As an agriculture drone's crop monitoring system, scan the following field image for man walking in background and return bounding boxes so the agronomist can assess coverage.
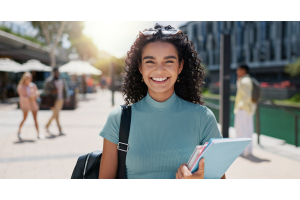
[44,67,69,136]
[234,64,256,156]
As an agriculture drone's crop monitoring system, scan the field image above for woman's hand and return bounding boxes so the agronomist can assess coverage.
[29,95,39,101]
[176,158,205,179]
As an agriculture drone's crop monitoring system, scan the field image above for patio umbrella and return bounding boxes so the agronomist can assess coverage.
[0,58,27,73]
[59,60,102,75]
[22,59,52,72]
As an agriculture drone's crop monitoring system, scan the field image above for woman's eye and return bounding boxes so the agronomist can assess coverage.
[146,61,154,64]
[166,61,174,63]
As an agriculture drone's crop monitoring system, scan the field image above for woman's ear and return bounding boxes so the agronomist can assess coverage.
[138,62,143,75]
[179,59,184,74]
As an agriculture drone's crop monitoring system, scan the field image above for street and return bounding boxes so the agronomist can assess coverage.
[0,89,300,179]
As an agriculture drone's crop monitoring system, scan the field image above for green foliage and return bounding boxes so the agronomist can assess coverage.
[70,35,99,61]
[285,58,300,77]
[201,63,209,75]
[202,88,209,94]
[94,56,125,77]
[0,25,45,46]
[287,93,300,103]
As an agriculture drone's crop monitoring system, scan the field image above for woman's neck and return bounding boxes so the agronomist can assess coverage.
[148,88,174,102]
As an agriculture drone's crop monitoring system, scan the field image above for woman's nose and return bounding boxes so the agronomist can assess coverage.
[156,63,165,71]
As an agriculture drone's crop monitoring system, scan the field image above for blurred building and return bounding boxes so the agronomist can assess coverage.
[0,21,69,65]
[179,21,300,87]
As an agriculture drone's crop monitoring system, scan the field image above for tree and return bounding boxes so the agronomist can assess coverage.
[31,21,67,67]
[94,56,125,77]
[285,58,300,77]
[70,35,99,61]
[31,21,99,66]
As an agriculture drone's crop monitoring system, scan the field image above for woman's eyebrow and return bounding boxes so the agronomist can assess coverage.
[143,56,155,60]
[164,55,177,59]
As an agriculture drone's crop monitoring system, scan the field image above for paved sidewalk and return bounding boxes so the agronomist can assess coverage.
[0,89,300,179]
[0,89,124,179]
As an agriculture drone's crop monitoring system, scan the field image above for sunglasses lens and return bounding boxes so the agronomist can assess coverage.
[142,31,156,35]
[163,30,180,35]
[142,30,180,35]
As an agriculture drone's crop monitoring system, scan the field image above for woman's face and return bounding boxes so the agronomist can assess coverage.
[24,76,31,85]
[139,41,183,97]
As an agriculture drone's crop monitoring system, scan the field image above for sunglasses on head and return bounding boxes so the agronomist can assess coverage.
[142,24,181,36]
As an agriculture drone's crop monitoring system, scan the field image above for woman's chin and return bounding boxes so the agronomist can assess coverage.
[147,86,174,95]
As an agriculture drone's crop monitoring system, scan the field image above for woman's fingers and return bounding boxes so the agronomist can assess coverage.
[176,164,186,179]
[176,164,192,179]
[176,159,205,179]
[181,164,192,179]
[199,158,205,170]
[196,158,205,178]
[176,167,183,179]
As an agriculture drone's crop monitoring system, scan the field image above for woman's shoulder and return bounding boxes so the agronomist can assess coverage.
[29,82,37,88]
[100,105,123,144]
[177,97,216,120]
[107,105,122,120]
[178,97,210,112]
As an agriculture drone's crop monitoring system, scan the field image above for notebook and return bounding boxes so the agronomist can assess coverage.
[187,142,208,170]
[188,138,252,179]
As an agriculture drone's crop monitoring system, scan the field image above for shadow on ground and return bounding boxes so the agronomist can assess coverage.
[46,132,66,139]
[80,97,96,102]
[46,133,58,139]
[14,139,36,144]
[239,154,271,163]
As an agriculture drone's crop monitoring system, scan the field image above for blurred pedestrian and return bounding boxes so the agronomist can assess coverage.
[81,74,87,98]
[87,75,94,93]
[44,67,69,135]
[100,76,106,90]
[234,64,256,156]
[17,72,44,140]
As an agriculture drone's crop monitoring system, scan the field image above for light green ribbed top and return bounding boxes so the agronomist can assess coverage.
[99,92,222,179]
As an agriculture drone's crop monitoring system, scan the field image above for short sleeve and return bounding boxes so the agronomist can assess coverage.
[99,106,122,144]
[200,107,223,145]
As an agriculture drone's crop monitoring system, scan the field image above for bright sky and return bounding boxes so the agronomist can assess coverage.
[83,21,188,58]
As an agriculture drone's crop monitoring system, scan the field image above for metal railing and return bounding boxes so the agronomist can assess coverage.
[204,99,300,147]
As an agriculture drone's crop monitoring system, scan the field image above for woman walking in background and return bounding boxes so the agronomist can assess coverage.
[17,72,44,140]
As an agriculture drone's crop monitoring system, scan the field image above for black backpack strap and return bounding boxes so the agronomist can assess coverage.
[116,105,131,179]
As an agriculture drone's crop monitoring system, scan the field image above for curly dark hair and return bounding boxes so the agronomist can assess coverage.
[122,24,205,105]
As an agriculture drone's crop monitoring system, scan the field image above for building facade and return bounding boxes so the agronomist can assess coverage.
[179,21,300,86]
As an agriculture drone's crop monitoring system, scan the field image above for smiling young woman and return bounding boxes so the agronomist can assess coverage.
[99,24,225,179]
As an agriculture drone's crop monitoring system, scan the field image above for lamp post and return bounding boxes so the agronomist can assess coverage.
[219,34,231,138]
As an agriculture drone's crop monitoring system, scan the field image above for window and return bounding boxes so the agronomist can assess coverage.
[266,21,272,40]
[281,21,287,60]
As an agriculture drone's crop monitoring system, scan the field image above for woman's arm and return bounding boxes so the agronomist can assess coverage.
[29,84,40,100]
[99,139,118,179]
[17,86,28,98]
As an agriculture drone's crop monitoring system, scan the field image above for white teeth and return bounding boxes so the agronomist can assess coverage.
[152,77,167,82]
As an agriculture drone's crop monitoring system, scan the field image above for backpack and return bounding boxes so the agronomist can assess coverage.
[71,105,131,179]
[251,77,261,103]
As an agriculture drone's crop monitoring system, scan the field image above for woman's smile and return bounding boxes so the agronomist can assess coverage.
[150,77,170,83]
